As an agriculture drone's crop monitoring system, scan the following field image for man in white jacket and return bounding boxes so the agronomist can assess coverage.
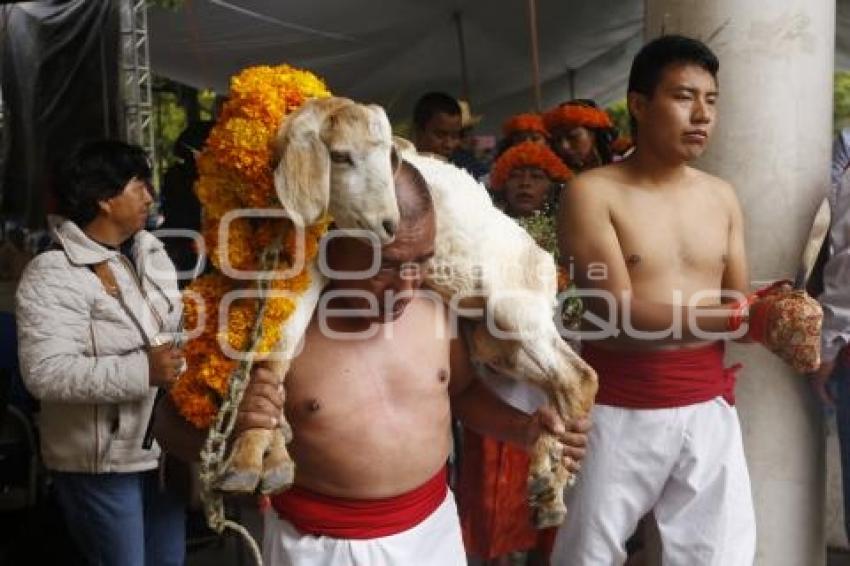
[16,140,187,566]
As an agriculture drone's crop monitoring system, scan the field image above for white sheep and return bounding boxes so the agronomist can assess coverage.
[401,144,598,528]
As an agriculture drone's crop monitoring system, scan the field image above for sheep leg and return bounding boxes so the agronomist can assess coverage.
[220,271,324,494]
[526,368,598,528]
[217,428,271,493]
[218,357,296,494]
[260,357,296,493]
[527,432,569,528]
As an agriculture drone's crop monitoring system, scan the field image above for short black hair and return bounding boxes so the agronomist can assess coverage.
[627,35,719,134]
[396,160,434,223]
[56,140,152,227]
[413,92,461,131]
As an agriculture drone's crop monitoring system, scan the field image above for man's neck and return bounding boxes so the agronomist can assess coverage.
[624,145,689,187]
[83,218,129,248]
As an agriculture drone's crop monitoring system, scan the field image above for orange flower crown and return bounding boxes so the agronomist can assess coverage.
[502,113,547,138]
[542,103,613,132]
[490,141,573,190]
[170,65,332,429]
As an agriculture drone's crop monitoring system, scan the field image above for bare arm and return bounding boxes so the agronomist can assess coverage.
[152,395,204,462]
[720,182,751,299]
[448,333,588,469]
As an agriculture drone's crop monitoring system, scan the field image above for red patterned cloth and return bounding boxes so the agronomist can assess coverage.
[456,429,555,559]
[745,281,823,373]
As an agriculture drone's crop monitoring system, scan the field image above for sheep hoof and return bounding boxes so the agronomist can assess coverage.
[260,461,295,495]
[533,505,567,529]
[216,468,261,493]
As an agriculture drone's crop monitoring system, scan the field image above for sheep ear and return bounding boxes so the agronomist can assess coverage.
[273,100,332,226]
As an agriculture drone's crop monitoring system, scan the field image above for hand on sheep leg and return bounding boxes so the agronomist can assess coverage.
[259,358,296,493]
[217,364,291,493]
[525,406,590,528]
[260,426,295,494]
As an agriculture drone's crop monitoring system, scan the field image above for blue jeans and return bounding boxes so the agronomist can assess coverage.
[834,359,850,541]
[52,469,186,566]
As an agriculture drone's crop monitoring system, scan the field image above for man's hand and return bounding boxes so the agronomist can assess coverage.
[527,406,591,474]
[147,343,185,388]
[809,359,837,407]
[234,364,284,436]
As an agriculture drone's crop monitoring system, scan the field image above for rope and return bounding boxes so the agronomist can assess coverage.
[198,237,285,566]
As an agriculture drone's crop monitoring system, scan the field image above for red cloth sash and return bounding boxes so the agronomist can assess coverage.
[584,342,740,409]
[270,467,448,540]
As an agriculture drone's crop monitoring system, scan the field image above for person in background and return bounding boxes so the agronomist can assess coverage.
[160,121,214,284]
[412,92,463,160]
[451,99,489,180]
[15,140,187,566]
[810,127,850,540]
[500,113,549,151]
[543,99,618,172]
[457,141,573,566]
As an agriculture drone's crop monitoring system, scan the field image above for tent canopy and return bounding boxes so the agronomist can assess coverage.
[149,0,850,133]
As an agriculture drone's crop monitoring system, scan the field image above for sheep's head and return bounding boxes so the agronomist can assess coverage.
[273,97,399,243]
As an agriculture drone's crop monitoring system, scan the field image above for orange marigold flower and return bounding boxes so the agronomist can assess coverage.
[171,64,333,429]
[542,103,613,132]
[490,141,574,190]
[502,113,547,138]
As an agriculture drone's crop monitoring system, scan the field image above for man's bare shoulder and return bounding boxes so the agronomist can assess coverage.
[686,166,740,208]
[572,162,629,188]
[563,163,625,207]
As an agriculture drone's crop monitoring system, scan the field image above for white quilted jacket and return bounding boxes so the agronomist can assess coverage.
[16,218,182,473]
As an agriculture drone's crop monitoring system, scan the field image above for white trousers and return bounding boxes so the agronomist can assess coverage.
[552,398,756,566]
[262,490,467,566]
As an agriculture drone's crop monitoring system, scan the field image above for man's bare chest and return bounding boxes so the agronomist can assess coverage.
[284,322,451,424]
[609,192,730,275]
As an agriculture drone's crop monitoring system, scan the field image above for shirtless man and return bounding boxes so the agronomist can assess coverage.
[552,35,756,565]
[155,160,590,566]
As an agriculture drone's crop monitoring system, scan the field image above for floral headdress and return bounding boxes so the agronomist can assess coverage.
[502,113,547,138]
[490,141,573,191]
[542,102,613,132]
[170,65,331,428]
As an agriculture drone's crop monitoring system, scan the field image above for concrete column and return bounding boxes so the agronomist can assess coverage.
[643,2,834,565]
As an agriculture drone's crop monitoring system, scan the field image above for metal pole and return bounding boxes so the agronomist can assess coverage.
[453,11,470,102]
[527,0,542,111]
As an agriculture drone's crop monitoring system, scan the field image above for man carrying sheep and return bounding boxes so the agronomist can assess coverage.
[154,159,590,566]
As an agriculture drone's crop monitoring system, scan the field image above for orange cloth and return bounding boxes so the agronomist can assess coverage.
[456,429,555,559]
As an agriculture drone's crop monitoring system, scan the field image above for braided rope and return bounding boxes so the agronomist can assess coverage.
[198,238,285,566]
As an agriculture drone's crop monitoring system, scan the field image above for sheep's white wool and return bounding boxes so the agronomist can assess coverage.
[402,151,557,331]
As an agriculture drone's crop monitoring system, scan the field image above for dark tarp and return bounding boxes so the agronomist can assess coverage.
[0,0,121,228]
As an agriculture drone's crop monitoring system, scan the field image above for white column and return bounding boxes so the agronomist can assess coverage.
[644,2,834,565]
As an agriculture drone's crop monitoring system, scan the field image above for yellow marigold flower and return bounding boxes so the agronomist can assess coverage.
[171,64,333,429]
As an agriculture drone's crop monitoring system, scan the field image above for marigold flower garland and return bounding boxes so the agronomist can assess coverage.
[542,102,614,132]
[490,141,573,191]
[170,65,331,428]
[502,113,548,138]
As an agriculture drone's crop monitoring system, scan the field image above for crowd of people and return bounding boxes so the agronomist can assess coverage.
[5,32,843,566]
